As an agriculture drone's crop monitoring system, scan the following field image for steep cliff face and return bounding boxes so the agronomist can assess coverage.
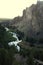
[11,1,43,39]
[12,4,35,38]
[32,1,43,39]
[1,1,43,40]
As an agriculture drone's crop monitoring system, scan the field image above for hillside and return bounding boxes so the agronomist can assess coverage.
[9,1,43,40]
[1,1,43,41]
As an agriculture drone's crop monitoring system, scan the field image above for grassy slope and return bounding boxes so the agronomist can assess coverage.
[0,18,12,22]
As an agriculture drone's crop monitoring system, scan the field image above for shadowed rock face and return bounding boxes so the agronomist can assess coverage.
[11,1,43,39]
[1,1,43,39]
[12,4,35,38]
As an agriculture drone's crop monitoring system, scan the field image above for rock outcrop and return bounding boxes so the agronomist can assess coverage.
[1,1,43,40]
[11,1,43,40]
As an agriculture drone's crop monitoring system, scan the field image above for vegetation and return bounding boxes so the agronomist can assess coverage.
[8,28,24,40]
[18,42,43,65]
[0,24,18,65]
[0,24,43,65]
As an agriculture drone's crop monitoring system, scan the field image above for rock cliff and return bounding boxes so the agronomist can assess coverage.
[11,1,43,40]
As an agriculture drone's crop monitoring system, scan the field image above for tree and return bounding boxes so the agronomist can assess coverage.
[0,24,16,49]
[0,24,18,65]
[27,54,34,65]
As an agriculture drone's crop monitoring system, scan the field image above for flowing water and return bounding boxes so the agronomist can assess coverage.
[5,27,22,51]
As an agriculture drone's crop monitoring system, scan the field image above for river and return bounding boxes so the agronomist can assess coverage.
[5,27,22,52]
